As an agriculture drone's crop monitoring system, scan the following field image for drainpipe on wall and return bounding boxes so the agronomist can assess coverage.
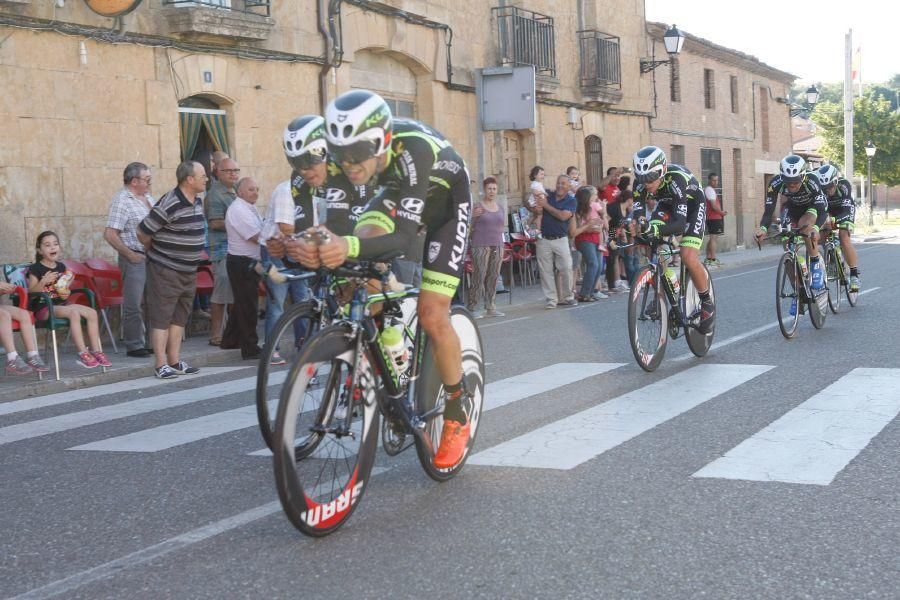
[318,0,337,112]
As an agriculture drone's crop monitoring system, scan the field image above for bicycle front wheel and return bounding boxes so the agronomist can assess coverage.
[775,253,800,339]
[844,254,858,307]
[256,301,318,451]
[627,266,668,372]
[415,306,485,482]
[273,323,380,537]
[684,263,714,357]
[824,247,842,314]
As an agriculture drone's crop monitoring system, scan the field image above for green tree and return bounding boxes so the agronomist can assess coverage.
[812,94,900,186]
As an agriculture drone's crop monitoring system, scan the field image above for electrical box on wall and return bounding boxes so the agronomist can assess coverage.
[477,65,536,131]
[567,107,578,125]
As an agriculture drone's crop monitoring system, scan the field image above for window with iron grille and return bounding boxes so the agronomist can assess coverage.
[163,0,271,16]
[584,136,604,186]
[670,145,685,166]
[670,58,681,102]
[704,69,716,109]
[578,30,621,90]
[730,75,739,113]
[492,5,557,78]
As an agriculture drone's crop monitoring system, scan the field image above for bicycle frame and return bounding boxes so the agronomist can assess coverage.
[633,236,693,334]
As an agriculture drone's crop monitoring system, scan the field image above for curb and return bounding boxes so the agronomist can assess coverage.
[1,347,245,403]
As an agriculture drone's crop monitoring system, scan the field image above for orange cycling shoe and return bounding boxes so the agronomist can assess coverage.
[432,420,471,469]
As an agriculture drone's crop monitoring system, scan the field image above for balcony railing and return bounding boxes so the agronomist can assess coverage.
[492,5,556,78]
[578,30,621,90]
[162,0,271,17]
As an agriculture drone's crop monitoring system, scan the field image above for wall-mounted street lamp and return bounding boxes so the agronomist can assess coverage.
[806,85,819,106]
[640,24,685,74]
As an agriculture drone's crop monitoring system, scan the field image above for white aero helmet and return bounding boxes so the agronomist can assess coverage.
[779,154,806,183]
[283,115,327,171]
[633,146,667,184]
[324,89,393,165]
[814,164,839,188]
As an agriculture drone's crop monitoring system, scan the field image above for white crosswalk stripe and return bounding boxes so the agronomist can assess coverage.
[468,364,774,470]
[0,372,287,446]
[692,368,900,485]
[0,367,245,417]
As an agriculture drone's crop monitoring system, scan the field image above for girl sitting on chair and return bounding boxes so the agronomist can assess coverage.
[27,231,112,369]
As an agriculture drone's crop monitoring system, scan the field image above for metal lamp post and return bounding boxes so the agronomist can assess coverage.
[865,140,877,226]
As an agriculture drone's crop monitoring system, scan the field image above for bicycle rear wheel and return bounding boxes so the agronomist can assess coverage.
[273,323,380,537]
[684,263,714,357]
[256,301,318,451]
[627,266,668,371]
[775,253,800,339]
[415,306,485,481]
[809,277,827,330]
[844,255,858,307]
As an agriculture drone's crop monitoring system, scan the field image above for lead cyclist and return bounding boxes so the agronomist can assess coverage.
[287,90,475,470]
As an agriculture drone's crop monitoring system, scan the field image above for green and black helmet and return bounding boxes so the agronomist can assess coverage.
[283,115,327,171]
[633,145,667,184]
[324,89,393,165]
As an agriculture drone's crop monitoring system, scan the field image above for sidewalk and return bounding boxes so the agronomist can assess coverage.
[3,225,897,403]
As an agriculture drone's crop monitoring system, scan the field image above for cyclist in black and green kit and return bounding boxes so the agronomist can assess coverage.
[813,164,860,292]
[632,146,716,335]
[288,90,475,470]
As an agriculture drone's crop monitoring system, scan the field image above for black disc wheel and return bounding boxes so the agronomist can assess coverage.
[414,306,485,482]
[775,253,800,339]
[627,266,668,372]
[824,247,842,314]
[684,263,715,357]
[273,323,379,537]
[256,301,319,451]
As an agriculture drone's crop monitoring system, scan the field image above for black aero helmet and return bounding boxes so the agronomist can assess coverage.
[283,115,327,171]
[632,146,667,184]
[779,154,807,183]
[324,90,393,165]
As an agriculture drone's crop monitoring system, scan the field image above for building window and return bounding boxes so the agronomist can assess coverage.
[670,58,681,103]
[163,0,271,16]
[584,135,604,186]
[700,148,722,198]
[578,30,621,90]
[350,51,417,120]
[670,144,685,166]
[704,68,715,109]
[493,6,557,78]
[759,87,770,152]
[385,98,415,119]
[730,75,739,113]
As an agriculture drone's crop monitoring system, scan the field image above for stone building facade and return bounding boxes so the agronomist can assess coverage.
[646,22,796,250]
[0,1,794,262]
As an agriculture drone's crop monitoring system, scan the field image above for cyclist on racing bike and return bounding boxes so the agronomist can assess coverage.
[632,146,716,335]
[754,155,828,311]
[287,90,474,470]
[813,164,860,292]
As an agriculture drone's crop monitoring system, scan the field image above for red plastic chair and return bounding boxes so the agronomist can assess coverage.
[4,286,42,380]
[509,240,536,286]
[65,260,117,353]
[84,258,125,353]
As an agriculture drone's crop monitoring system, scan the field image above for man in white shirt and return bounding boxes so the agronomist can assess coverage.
[220,177,263,360]
[703,173,727,267]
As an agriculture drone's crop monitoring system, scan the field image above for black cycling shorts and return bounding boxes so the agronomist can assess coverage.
[827,202,855,230]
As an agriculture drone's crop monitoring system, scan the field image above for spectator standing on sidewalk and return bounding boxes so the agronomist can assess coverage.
[103,162,154,358]
[524,165,546,237]
[617,175,639,283]
[602,168,628,293]
[220,177,263,360]
[467,177,505,318]
[205,157,240,346]
[704,173,727,267]
[571,186,606,302]
[138,161,207,379]
[536,174,577,309]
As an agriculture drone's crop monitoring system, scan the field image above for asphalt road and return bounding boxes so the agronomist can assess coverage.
[2,239,899,599]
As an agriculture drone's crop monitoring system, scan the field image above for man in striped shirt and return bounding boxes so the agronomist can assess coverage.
[137,160,207,379]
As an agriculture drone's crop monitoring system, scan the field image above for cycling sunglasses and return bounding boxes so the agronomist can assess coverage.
[287,148,326,172]
[329,139,380,166]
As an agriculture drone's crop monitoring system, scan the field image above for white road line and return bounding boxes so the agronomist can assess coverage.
[0,367,245,417]
[468,364,773,470]
[478,315,532,328]
[671,287,881,362]
[693,368,900,485]
[0,372,287,447]
[714,265,775,281]
[10,467,391,600]
[482,362,624,412]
